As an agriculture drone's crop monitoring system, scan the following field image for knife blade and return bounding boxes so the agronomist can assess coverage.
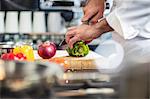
[59,38,67,48]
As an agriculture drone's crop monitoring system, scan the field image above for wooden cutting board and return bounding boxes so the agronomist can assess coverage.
[35,50,106,70]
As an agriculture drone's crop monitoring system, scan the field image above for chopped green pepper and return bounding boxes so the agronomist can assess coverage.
[66,41,89,57]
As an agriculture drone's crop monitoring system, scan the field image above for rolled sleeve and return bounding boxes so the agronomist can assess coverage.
[106,10,139,40]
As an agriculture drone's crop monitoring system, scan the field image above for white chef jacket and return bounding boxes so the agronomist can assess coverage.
[105,0,150,64]
[106,0,150,39]
[96,6,149,99]
[103,1,150,98]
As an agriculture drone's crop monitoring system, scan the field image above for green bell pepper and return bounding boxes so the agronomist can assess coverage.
[66,41,89,57]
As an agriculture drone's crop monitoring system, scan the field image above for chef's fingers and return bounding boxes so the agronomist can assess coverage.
[90,12,103,24]
[65,30,76,44]
[66,27,77,43]
[67,26,77,31]
[68,36,80,48]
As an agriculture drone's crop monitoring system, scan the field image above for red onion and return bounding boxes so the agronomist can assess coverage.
[38,41,56,59]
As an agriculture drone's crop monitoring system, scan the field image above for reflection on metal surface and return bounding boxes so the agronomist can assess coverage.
[1,59,149,99]
[63,72,110,82]
[6,79,31,91]
[0,60,64,90]
[55,88,115,97]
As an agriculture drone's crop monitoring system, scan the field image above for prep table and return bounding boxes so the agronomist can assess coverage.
[35,50,107,70]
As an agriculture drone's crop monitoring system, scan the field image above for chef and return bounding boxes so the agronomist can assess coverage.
[65,0,150,66]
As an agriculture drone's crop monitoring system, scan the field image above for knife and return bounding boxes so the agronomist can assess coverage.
[58,38,67,48]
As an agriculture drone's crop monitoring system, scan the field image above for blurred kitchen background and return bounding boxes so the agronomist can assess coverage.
[0,0,113,50]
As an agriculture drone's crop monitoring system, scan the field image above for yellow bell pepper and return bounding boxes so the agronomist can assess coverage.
[13,45,34,61]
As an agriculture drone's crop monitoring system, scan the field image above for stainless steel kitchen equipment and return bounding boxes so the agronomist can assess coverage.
[0,60,64,98]
[0,60,149,99]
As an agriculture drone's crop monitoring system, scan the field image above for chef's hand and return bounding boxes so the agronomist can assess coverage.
[66,24,101,48]
[82,0,105,24]
[66,19,113,48]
